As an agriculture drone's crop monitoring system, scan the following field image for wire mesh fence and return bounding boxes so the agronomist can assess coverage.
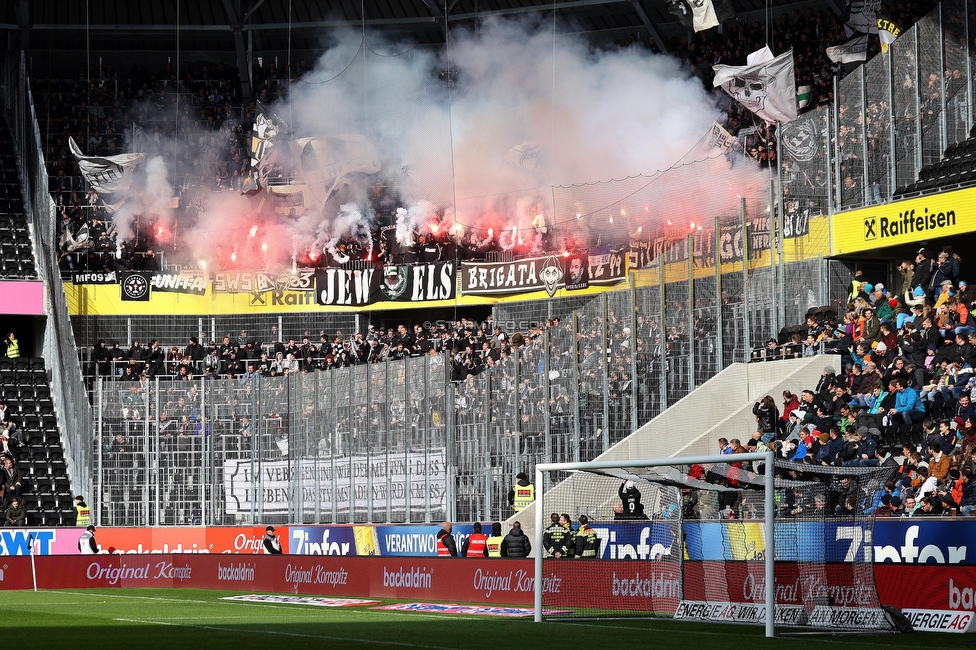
[779,1,976,215]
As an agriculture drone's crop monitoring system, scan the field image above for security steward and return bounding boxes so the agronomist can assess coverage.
[557,513,576,558]
[485,522,504,557]
[542,512,562,557]
[461,522,489,557]
[436,521,459,557]
[575,515,600,558]
[263,526,282,554]
[508,472,535,512]
[74,495,92,527]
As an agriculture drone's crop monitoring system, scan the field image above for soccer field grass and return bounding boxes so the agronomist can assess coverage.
[0,588,967,649]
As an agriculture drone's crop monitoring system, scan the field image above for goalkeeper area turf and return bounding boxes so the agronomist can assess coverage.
[0,588,967,648]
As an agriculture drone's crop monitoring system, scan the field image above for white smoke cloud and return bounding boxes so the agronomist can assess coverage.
[109,17,767,270]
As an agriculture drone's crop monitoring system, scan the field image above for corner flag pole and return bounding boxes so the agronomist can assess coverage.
[28,533,37,592]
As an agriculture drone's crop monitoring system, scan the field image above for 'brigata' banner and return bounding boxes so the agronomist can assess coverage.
[461,250,626,297]
[222,449,447,515]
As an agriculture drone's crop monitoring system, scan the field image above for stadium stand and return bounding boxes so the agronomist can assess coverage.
[0,119,37,279]
[0,0,974,529]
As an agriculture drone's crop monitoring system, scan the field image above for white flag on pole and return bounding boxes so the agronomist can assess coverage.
[705,121,738,153]
[826,35,869,64]
[68,137,145,194]
[689,0,720,32]
[712,48,798,124]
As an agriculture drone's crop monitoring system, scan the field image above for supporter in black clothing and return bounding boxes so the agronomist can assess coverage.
[617,480,647,519]
[501,521,532,557]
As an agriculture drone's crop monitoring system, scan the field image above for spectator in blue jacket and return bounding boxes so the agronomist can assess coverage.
[887,378,926,425]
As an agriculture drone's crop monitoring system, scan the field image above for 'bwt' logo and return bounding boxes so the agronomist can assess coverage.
[864,217,878,240]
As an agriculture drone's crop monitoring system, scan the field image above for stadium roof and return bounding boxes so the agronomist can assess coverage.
[7,0,839,53]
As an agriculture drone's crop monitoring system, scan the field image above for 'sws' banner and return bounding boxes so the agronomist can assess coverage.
[315,262,456,306]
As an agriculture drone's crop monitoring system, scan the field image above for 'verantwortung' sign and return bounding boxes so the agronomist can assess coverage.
[222,449,447,515]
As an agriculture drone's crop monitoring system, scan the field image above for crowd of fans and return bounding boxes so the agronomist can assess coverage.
[91,318,520,383]
[732,244,976,517]
[42,1,947,275]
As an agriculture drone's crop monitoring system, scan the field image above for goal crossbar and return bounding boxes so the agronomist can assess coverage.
[534,451,776,637]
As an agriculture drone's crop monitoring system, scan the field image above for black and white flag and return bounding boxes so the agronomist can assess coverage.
[713,48,798,124]
[844,0,881,34]
[68,137,144,195]
[826,35,869,64]
[689,0,719,32]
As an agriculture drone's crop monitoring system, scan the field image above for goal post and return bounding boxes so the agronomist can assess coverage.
[534,451,775,634]
[533,452,899,636]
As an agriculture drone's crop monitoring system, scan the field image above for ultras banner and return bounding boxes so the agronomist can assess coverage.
[315,262,456,306]
[461,250,626,297]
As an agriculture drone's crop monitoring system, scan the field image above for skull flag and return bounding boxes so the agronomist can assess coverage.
[712,48,798,124]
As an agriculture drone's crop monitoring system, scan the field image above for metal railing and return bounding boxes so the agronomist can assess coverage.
[4,51,94,498]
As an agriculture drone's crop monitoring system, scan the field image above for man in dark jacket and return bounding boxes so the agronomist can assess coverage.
[263,526,282,554]
[574,515,600,558]
[501,521,532,557]
[817,427,845,466]
[913,249,937,294]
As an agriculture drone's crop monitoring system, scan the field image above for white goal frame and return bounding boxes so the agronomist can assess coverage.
[534,451,776,637]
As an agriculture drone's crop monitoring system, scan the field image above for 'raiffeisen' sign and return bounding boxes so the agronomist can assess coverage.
[832,186,976,255]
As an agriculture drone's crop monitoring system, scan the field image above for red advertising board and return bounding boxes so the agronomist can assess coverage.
[2,553,976,633]
[93,527,284,555]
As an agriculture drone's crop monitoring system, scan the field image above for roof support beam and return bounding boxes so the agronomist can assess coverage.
[32,24,233,33]
[629,0,668,54]
[244,17,438,31]
[222,0,252,102]
[447,0,627,22]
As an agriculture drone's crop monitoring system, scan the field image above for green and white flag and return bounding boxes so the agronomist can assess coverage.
[797,85,812,110]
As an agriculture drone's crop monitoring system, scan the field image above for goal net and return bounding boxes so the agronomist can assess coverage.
[534,454,899,635]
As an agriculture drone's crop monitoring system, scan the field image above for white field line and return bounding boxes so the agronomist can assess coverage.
[113,618,457,649]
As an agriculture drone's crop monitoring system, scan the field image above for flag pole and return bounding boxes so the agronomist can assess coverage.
[28,533,37,592]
